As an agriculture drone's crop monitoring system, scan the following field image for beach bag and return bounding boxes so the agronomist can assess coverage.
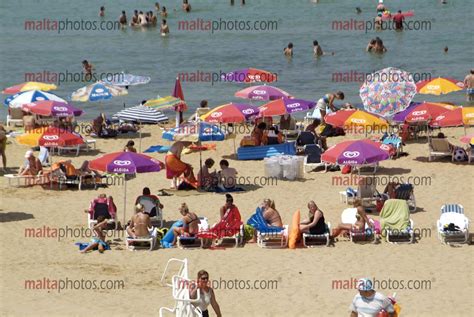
[243,224,255,242]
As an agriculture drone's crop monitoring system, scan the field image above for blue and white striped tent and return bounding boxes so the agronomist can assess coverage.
[114,105,168,124]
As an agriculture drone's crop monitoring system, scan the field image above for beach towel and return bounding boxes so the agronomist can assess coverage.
[198,206,242,239]
[161,220,183,248]
[165,153,190,179]
[380,199,410,232]
[247,207,284,233]
[144,145,171,153]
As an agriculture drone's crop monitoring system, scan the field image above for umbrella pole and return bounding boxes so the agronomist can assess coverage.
[123,177,127,230]
[233,138,236,156]
[139,120,142,153]
[199,145,203,190]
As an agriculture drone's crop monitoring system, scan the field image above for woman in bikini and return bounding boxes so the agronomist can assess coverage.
[127,204,152,238]
[262,199,283,227]
[331,200,374,238]
[172,203,201,245]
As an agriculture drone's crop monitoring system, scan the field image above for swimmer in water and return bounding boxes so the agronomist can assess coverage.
[284,43,293,57]
[160,19,169,36]
[118,11,127,26]
[138,11,147,26]
[356,7,362,14]
[182,0,191,12]
[313,40,334,56]
[130,10,139,27]
[82,60,94,81]
[376,0,385,14]
[444,46,448,53]
[99,6,105,17]
[155,2,160,11]
[161,6,168,18]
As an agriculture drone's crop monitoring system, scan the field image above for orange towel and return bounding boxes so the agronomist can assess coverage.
[165,154,189,179]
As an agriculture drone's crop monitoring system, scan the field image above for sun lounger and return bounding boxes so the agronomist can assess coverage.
[126,227,158,251]
[6,107,24,127]
[247,208,288,248]
[468,145,474,164]
[339,208,378,243]
[177,217,209,249]
[137,196,164,228]
[380,199,414,244]
[160,258,203,317]
[437,204,470,245]
[302,222,331,247]
[382,134,403,157]
[197,208,243,247]
[304,144,328,173]
[428,138,454,162]
[237,141,296,160]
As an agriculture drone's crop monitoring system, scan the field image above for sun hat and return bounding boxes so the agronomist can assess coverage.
[357,278,374,291]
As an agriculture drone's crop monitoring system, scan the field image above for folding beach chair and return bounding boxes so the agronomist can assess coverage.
[395,183,416,212]
[428,138,454,162]
[247,208,288,248]
[137,196,164,228]
[437,204,470,245]
[6,107,24,127]
[304,144,328,173]
[302,222,331,247]
[160,258,203,317]
[380,199,415,244]
[339,175,380,206]
[87,198,116,229]
[126,227,158,251]
[177,217,210,249]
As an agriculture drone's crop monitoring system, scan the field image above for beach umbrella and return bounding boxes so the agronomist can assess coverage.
[89,152,163,227]
[71,82,127,102]
[431,107,474,127]
[144,95,185,111]
[392,102,421,123]
[200,103,259,123]
[2,81,57,94]
[360,67,417,118]
[460,133,474,145]
[101,72,151,87]
[324,109,388,132]
[321,139,390,166]
[223,68,277,84]
[416,77,464,95]
[5,90,66,108]
[172,77,187,127]
[22,100,83,117]
[404,102,456,124]
[16,126,85,147]
[235,85,291,101]
[258,98,316,117]
[114,105,168,124]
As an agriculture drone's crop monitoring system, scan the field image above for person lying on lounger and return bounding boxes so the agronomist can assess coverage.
[127,204,152,238]
[261,199,283,227]
[165,141,197,188]
[19,150,43,176]
[331,200,373,238]
[300,200,327,235]
[81,216,109,253]
[171,203,201,245]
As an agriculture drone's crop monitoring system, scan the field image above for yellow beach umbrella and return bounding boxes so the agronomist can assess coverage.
[16,128,45,147]
[416,77,464,95]
[2,82,57,94]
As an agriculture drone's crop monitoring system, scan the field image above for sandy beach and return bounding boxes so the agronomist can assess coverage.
[0,123,472,317]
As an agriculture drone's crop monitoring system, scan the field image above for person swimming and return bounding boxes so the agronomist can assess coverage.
[313,40,334,56]
[161,6,168,18]
[119,11,127,26]
[82,60,94,81]
[160,19,169,36]
[99,6,105,17]
[284,42,293,57]
[182,0,191,12]
[356,7,362,14]
[130,10,139,26]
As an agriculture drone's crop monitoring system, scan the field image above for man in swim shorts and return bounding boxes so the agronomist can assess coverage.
[464,69,474,102]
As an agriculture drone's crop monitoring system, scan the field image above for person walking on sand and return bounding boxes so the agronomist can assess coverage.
[190,270,222,317]
[464,69,474,101]
[0,125,7,172]
[350,278,395,316]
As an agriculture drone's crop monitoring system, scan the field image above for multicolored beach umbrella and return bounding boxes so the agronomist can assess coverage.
[200,103,259,123]
[71,82,127,102]
[431,107,474,127]
[162,122,226,142]
[223,68,277,84]
[22,100,83,117]
[416,77,464,95]
[5,90,66,108]
[89,152,163,226]
[258,98,315,117]
[321,139,390,166]
[144,95,186,111]
[2,81,57,94]
[404,102,456,124]
[16,127,85,147]
[360,67,417,118]
[235,85,291,101]
[324,109,388,130]
[101,72,151,87]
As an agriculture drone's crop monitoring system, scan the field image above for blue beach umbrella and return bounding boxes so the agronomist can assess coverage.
[71,82,128,102]
[4,90,66,108]
[101,72,151,87]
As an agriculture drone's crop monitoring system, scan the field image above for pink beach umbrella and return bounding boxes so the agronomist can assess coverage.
[234,85,291,101]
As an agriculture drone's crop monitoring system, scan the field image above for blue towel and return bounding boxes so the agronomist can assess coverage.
[144,145,171,153]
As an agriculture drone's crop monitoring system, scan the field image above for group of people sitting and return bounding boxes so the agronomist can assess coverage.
[91,113,139,138]
[241,116,296,147]
[198,158,239,192]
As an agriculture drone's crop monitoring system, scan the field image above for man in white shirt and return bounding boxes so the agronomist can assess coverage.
[350,278,394,317]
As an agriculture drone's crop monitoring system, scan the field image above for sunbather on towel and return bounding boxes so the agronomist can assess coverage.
[300,200,327,235]
[19,150,43,176]
[81,216,109,253]
[331,200,373,238]
[165,141,196,187]
[127,204,152,238]
[219,194,241,220]
[171,203,201,245]
[261,199,283,227]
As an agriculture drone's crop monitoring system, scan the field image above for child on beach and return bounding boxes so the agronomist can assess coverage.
[81,216,109,253]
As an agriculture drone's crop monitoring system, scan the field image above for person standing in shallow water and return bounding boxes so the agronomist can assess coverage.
[99,6,105,17]
[284,43,293,57]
